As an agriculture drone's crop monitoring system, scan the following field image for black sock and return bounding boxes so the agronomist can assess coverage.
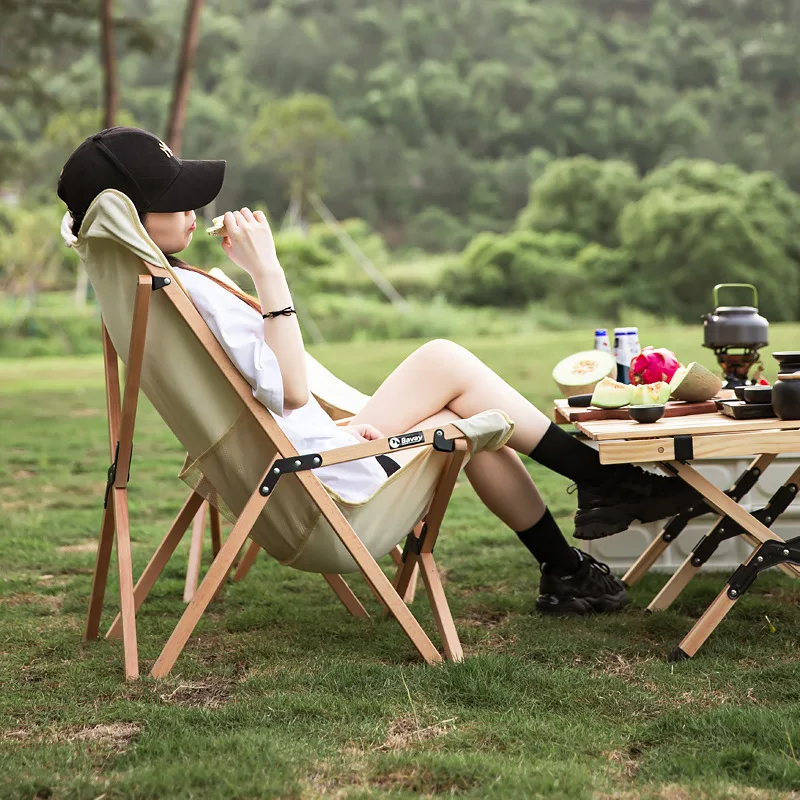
[516,509,580,573]
[530,422,625,484]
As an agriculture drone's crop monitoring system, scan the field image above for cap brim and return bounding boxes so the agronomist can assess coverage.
[148,159,226,213]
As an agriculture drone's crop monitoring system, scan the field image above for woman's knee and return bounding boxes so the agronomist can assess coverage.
[414,338,470,364]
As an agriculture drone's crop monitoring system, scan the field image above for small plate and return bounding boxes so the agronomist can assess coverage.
[718,400,776,420]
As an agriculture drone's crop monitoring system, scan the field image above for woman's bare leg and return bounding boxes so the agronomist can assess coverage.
[378,399,547,534]
[466,447,546,532]
[351,339,552,454]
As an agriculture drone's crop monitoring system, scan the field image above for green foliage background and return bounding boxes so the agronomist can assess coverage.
[4,0,800,334]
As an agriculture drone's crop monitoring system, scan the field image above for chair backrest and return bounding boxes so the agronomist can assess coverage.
[74,190,327,562]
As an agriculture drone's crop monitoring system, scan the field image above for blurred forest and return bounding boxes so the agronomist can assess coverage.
[2,0,800,345]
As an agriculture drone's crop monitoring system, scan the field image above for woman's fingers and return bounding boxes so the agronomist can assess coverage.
[240,207,256,223]
[254,210,268,225]
[223,210,238,235]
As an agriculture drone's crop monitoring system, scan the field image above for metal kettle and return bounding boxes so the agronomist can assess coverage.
[702,283,769,349]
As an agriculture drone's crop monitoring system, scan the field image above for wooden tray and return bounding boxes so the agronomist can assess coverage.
[553,395,731,425]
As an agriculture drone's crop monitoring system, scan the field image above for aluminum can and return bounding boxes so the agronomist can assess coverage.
[627,327,641,361]
[594,328,611,354]
[613,327,628,383]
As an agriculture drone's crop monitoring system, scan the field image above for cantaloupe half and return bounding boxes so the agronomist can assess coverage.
[552,350,617,398]
[669,361,723,402]
[631,381,671,405]
[591,377,633,409]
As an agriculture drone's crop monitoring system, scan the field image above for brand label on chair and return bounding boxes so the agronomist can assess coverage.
[389,431,425,449]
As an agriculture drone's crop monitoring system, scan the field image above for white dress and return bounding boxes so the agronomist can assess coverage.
[172,266,390,503]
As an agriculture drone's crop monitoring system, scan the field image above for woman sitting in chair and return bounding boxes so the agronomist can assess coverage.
[58,127,698,617]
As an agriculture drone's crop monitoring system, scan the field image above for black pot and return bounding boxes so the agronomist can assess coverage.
[772,351,800,372]
[772,375,800,420]
[702,284,769,349]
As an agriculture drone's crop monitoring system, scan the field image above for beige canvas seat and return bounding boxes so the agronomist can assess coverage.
[181,347,374,600]
[75,189,514,679]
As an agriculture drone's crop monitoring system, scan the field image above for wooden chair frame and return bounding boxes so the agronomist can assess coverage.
[84,270,471,680]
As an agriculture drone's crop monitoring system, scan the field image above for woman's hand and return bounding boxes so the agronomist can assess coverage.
[342,423,384,442]
[221,208,279,277]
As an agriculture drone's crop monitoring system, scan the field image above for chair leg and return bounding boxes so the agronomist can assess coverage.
[233,540,260,582]
[150,462,276,678]
[111,487,138,680]
[418,552,462,662]
[297,475,442,664]
[209,504,222,557]
[184,502,207,602]
[391,542,419,603]
[107,490,204,639]
[323,573,370,618]
[84,498,117,641]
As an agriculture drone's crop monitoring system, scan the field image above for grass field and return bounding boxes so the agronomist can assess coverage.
[2,327,800,799]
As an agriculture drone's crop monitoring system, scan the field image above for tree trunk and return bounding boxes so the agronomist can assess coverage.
[165,0,206,156]
[99,0,118,129]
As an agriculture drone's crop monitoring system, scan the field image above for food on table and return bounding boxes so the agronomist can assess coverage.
[669,361,723,402]
[630,381,671,406]
[591,377,634,409]
[552,350,616,398]
[629,346,681,385]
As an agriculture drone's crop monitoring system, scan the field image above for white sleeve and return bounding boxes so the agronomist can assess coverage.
[180,271,286,416]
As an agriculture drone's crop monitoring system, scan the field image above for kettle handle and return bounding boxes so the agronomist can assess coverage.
[713,283,758,309]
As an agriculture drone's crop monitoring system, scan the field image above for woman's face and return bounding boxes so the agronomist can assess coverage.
[143,210,196,254]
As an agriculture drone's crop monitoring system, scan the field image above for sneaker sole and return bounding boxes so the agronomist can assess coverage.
[536,590,630,617]
[574,487,699,540]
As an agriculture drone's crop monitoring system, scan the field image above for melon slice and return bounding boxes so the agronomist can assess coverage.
[591,377,633,409]
[631,381,671,406]
[552,350,617,398]
[669,362,723,402]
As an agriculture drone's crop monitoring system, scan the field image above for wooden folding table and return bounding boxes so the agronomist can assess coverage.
[568,410,800,659]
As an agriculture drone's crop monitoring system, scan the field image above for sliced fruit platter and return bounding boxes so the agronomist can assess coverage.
[552,346,727,423]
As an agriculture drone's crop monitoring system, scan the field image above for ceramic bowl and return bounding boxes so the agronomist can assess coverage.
[733,386,747,401]
[743,385,773,404]
[628,404,666,424]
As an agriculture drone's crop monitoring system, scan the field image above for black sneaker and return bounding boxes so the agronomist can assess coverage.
[573,466,700,540]
[536,550,629,616]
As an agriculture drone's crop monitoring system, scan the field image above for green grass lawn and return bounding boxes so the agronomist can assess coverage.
[2,327,800,799]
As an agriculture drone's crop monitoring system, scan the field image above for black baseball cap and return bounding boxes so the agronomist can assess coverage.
[57,126,225,220]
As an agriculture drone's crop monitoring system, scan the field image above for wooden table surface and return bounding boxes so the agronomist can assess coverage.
[576,412,800,441]
[552,402,800,464]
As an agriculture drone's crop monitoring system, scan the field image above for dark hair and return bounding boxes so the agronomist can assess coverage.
[71,212,85,238]
[71,208,147,238]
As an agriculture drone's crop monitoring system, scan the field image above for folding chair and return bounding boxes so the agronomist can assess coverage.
[75,190,514,679]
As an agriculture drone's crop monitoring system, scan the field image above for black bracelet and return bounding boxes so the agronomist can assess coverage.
[262,307,297,319]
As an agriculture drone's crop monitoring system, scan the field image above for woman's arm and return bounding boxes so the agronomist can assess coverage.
[221,208,309,411]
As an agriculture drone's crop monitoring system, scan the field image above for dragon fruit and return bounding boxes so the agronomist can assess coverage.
[630,347,681,385]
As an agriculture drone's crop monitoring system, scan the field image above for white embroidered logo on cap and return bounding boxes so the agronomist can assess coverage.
[158,140,175,159]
